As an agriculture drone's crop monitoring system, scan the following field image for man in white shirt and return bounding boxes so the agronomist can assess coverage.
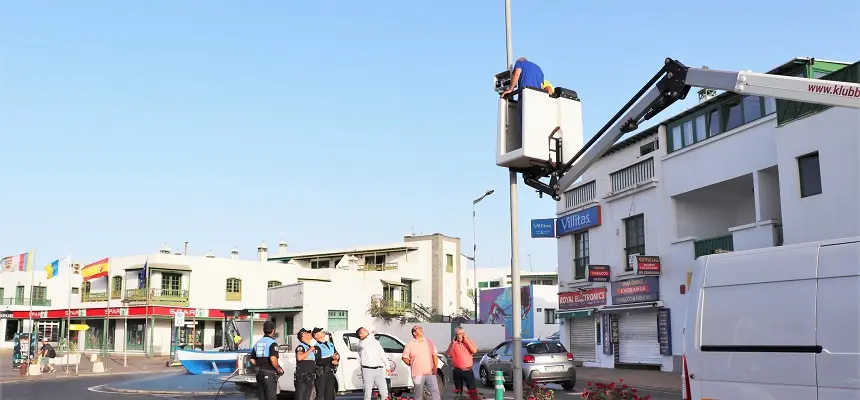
[355,327,389,400]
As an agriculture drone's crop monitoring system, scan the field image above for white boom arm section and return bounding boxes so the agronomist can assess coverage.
[506,58,860,200]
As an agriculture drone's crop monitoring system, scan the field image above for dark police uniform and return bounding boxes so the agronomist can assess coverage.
[312,328,338,400]
[250,324,280,400]
[295,329,318,400]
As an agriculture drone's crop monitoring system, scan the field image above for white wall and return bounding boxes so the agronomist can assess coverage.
[532,285,561,339]
[776,107,860,245]
[373,322,504,351]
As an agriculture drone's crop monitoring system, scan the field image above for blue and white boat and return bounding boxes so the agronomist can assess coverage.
[176,348,250,375]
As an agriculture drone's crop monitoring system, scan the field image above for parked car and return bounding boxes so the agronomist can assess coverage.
[478,339,576,391]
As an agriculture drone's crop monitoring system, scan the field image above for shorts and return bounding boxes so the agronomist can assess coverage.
[40,357,50,365]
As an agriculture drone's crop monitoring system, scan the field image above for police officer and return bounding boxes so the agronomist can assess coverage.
[249,321,284,400]
[294,328,318,400]
[312,328,339,400]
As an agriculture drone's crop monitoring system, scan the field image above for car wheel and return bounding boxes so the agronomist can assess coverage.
[561,381,574,391]
[480,367,491,387]
[422,375,444,400]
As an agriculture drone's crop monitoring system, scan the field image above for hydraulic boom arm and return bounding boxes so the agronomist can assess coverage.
[526,58,860,200]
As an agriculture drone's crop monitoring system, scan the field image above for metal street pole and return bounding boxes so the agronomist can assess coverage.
[472,190,495,321]
[502,1,523,399]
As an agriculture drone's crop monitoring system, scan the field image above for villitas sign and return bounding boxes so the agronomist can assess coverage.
[9,307,268,320]
[559,287,607,310]
[556,205,601,237]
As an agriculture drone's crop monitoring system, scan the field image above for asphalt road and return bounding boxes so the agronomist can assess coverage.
[0,374,680,400]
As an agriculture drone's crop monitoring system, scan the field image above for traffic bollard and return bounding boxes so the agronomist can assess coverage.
[494,370,505,400]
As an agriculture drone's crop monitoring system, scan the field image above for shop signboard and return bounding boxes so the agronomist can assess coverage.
[530,218,556,238]
[657,308,672,356]
[0,311,11,319]
[556,205,602,237]
[602,313,612,355]
[558,287,607,310]
[10,306,267,320]
[611,276,660,305]
[634,255,662,276]
[587,265,611,282]
[174,311,185,327]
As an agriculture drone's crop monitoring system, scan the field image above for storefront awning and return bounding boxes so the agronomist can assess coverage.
[557,309,595,318]
[599,301,664,313]
[245,307,302,314]
[381,279,406,287]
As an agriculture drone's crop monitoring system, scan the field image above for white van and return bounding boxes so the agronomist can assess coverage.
[682,237,860,400]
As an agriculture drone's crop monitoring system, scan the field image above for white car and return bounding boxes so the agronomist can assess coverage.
[225,330,447,400]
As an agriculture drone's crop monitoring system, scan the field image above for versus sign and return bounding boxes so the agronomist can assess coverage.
[587,265,611,282]
[556,206,601,236]
[530,218,556,238]
[559,287,607,310]
[611,276,660,305]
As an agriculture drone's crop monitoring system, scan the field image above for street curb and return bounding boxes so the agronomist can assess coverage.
[0,369,178,384]
[98,385,240,396]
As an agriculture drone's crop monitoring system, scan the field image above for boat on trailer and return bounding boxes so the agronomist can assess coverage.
[176,348,249,375]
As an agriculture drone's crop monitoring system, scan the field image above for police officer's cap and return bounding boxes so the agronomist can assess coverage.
[263,320,275,333]
[311,327,325,335]
[297,328,310,340]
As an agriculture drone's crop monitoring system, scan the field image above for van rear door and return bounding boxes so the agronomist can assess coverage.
[815,240,860,400]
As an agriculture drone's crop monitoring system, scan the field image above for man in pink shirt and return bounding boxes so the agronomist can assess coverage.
[447,327,478,397]
[401,325,441,400]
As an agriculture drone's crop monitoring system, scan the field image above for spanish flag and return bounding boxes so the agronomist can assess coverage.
[45,259,60,280]
[82,257,110,282]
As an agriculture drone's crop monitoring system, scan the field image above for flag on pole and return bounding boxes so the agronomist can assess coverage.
[1,251,34,273]
[45,259,60,279]
[82,257,110,282]
[138,259,148,289]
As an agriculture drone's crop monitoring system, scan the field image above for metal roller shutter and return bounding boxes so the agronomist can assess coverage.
[617,310,661,365]
[567,317,596,362]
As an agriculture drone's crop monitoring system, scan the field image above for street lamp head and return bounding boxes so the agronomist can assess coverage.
[486,190,495,196]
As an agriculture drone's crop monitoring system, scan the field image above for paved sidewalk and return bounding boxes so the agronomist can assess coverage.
[577,367,680,393]
[0,350,178,383]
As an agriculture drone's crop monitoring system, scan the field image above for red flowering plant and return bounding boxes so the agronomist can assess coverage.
[580,379,651,400]
[524,380,555,400]
[452,388,483,400]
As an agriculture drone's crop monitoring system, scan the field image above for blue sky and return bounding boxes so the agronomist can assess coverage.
[1,1,857,271]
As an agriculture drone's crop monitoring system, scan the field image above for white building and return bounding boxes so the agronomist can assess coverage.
[554,58,859,372]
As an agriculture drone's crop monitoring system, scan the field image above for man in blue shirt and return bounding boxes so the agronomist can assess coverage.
[501,57,546,99]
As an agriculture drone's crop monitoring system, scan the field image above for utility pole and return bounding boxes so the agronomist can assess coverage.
[502,1,523,399]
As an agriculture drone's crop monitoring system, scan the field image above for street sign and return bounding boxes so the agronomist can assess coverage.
[174,311,185,326]
[69,324,90,331]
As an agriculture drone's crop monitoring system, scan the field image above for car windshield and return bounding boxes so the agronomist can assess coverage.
[525,341,566,354]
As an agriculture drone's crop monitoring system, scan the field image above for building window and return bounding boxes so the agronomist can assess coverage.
[639,140,658,156]
[31,286,47,300]
[327,310,349,331]
[742,95,764,123]
[111,276,122,299]
[446,254,454,273]
[38,320,61,342]
[267,280,282,288]
[0,288,4,300]
[670,125,682,151]
[624,214,645,271]
[82,282,90,294]
[798,152,822,197]
[573,231,589,280]
[71,287,79,294]
[544,309,557,324]
[15,285,24,300]
[707,108,720,136]
[162,273,181,294]
[310,260,330,269]
[226,278,242,301]
[478,282,489,288]
[722,99,743,131]
[489,281,501,288]
[541,279,554,285]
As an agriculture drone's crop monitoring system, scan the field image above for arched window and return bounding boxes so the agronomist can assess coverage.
[111,276,123,299]
[226,278,242,301]
[267,280,282,288]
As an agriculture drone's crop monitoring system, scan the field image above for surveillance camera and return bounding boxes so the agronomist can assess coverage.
[494,70,512,94]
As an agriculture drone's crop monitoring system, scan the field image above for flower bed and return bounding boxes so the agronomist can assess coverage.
[581,379,651,400]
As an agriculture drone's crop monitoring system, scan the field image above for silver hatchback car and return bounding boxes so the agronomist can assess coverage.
[478,339,576,391]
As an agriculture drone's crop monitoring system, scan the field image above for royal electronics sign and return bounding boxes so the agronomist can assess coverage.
[559,287,607,310]
[556,205,601,237]
[530,218,556,238]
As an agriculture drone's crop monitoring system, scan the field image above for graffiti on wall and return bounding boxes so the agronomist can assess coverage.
[479,285,535,340]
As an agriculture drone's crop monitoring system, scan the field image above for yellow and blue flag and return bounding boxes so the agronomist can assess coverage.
[45,259,59,279]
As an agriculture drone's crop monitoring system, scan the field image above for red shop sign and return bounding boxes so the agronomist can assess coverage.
[558,287,607,310]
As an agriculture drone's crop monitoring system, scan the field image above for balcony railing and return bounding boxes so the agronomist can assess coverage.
[369,295,413,317]
[125,288,190,306]
[0,297,52,306]
[82,292,109,302]
[565,180,596,209]
[694,234,734,259]
[610,157,655,192]
[358,263,398,271]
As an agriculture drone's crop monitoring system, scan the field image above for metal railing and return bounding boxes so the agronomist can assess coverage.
[0,297,52,306]
[693,234,734,258]
[778,62,859,126]
[125,288,190,305]
[82,292,108,302]
[565,181,596,209]
[610,157,655,192]
[358,263,398,271]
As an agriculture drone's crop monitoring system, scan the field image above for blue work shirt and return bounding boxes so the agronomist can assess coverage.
[514,59,545,90]
[317,341,336,359]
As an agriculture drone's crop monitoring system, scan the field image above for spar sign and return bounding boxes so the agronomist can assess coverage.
[558,287,607,310]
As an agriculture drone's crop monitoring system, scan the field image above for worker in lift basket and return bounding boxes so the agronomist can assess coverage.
[500,57,553,99]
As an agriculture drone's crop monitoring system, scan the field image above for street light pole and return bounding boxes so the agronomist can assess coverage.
[471,189,495,321]
[502,1,523,399]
